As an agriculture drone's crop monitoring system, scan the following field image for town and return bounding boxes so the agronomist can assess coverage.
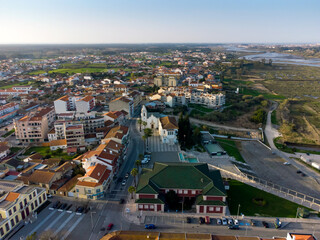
[0,43,319,240]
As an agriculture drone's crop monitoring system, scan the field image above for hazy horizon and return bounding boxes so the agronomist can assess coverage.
[1,0,319,44]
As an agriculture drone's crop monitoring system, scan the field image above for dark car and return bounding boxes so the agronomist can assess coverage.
[52,201,60,209]
[76,207,84,214]
[145,224,156,229]
[186,217,191,223]
[297,170,302,174]
[65,204,72,211]
[228,225,239,230]
[60,203,67,210]
[107,223,114,230]
[262,221,269,228]
[250,219,256,226]
[125,172,130,179]
[119,198,125,204]
[199,217,205,224]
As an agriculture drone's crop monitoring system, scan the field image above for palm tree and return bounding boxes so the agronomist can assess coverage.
[135,159,142,171]
[137,119,143,132]
[143,128,153,151]
[128,186,136,199]
[142,121,147,129]
[131,168,138,187]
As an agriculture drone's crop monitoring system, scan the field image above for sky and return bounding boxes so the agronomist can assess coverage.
[0,0,319,44]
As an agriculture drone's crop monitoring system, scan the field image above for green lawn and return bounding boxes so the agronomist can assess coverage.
[227,180,308,217]
[216,138,245,163]
[28,70,47,75]
[241,87,286,100]
[10,147,22,153]
[271,110,279,125]
[188,103,214,113]
[25,146,75,160]
[2,129,15,137]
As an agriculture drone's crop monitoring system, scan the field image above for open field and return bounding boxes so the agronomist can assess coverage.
[227,180,309,217]
[25,146,76,160]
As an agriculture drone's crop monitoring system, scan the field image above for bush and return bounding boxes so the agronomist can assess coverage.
[252,198,267,206]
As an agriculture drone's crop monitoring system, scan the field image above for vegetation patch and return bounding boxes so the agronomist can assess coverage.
[25,147,76,160]
[2,129,15,137]
[215,138,245,163]
[227,180,308,217]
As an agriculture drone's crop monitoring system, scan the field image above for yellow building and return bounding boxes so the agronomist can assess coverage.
[0,180,46,239]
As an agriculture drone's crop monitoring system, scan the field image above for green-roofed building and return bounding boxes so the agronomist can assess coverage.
[135,162,227,214]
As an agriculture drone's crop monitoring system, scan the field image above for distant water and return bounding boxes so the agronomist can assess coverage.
[226,46,320,67]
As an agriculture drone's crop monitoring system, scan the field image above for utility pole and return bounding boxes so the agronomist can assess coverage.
[237,204,240,219]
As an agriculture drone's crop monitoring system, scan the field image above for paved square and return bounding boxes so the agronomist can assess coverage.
[147,135,180,152]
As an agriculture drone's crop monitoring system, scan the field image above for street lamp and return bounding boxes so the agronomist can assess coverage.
[237,204,241,219]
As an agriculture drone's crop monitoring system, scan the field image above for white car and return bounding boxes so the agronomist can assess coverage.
[284,162,291,165]
[121,179,127,186]
[217,218,222,225]
[228,219,233,225]
[141,159,149,164]
[234,219,239,225]
[222,218,227,225]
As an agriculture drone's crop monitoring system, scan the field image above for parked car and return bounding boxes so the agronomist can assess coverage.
[217,218,222,225]
[228,225,239,230]
[119,198,125,204]
[141,159,149,164]
[49,201,60,210]
[205,216,210,224]
[186,217,191,223]
[58,203,67,211]
[297,170,302,174]
[222,218,228,225]
[283,162,291,165]
[274,218,282,229]
[47,194,52,198]
[250,219,256,226]
[262,221,269,228]
[107,223,114,230]
[65,204,72,211]
[125,172,130,179]
[121,179,127,186]
[199,217,205,224]
[234,219,239,225]
[145,224,156,229]
[76,207,84,215]
[228,219,233,225]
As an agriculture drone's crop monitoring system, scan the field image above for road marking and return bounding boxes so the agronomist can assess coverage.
[53,213,75,236]
[27,210,57,236]
[61,214,85,240]
[45,211,66,231]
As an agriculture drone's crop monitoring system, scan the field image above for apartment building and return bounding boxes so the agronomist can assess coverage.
[75,96,95,113]
[65,125,86,151]
[109,96,134,118]
[54,95,96,114]
[14,107,55,144]
[0,180,46,239]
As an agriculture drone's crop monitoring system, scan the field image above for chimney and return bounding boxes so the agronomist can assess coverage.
[110,150,112,154]
[98,172,100,176]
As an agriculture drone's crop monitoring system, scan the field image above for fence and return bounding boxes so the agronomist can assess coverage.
[209,164,320,212]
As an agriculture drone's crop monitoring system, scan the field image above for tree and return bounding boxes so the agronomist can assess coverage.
[143,128,153,150]
[131,168,138,187]
[137,119,143,132]
[165,190,180,210]
[26,232,37,240]
[135,159,142,171]
[142,121,147,129]
[177,113,194,149]
[128,186,136,199]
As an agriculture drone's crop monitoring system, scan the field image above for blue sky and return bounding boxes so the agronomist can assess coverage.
[0,0,319,44]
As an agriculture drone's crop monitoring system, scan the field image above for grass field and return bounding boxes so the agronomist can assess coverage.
[271,110,279,125]
[215,138,245,162]
[227,180,308,217]
[0,81,34,89]
[25,146,75,160]
[188,103,214,113]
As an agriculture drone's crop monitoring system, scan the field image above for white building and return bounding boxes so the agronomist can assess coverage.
[141,105,178,144]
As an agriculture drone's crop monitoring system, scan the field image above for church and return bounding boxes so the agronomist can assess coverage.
[141,105,178,144]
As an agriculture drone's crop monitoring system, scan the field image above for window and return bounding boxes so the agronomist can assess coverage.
[43,195,46,201]
[13,206,16,212]
[184,190,188,194]
[178,190,183,194]
[33,192,36,197]
[87,189,91,194]
[39,197,42,204]
[5,223,9,231]
[20,202,23,210]
[24,199,27,206]
[31,203,34,210]
[139,205,143,209]
[209,207,214,211]
[29,195,32,200]
[192,190,196,194]
[10,219,15,227]
[0,227,4,236]
[76,189,79,192]
[96,189,101,193]
[35,200,38,208]
[150,205,154,209]
[144,205,149,209]
[15,215,19,223]
[216,207,220,211]
[8,209,12,216]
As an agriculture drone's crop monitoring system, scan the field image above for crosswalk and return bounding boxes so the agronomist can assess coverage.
[21,208,86,240]
[148,136,180,152]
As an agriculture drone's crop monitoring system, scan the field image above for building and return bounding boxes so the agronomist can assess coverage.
[75,164,111,200]
[109,96,134,118]
[102,125,129,145]
[65,124,86,151]
[135,162,227,214]
[0,103,19,123]
[14,107,55,144]
[75,96,95,113]
[0,180,46,239]
[154,76,177,87]
[0,145,10,160]
[141,105,178,144]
